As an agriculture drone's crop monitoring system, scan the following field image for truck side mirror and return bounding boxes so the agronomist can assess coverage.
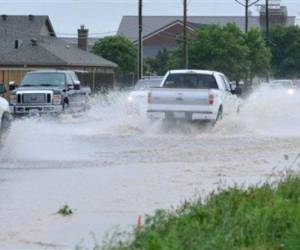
[74,80,80,90]
[67,84,74,91]
[233,86,242,95]
[0,84,6,94]
[9,81,16,91]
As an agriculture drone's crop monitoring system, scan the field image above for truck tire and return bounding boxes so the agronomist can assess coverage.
[63,98,69,112]
[0,112,11,138]
[212,107,223,126]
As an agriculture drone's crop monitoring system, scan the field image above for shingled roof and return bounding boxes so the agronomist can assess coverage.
[0,15,117,68]
[118,15,296,41]
[0,37,117,67]
[0,15,55,38]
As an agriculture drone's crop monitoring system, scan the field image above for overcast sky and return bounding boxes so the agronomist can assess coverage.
[0,0,299,37]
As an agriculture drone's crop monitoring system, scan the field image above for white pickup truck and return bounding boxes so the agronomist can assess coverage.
[147,70,241,123]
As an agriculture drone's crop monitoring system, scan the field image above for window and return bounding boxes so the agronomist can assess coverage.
[66,74,73,85]
[21,73,66,87]
[134,79,162,90]
[163,73,218,89]
[220,75,231,92]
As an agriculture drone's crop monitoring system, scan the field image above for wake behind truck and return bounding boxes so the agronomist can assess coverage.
[9,70,91,116]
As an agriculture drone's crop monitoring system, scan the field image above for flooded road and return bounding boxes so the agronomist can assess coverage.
[1,89,300,249]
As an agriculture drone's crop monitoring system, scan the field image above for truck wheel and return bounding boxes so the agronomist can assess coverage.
[211,107,223,126]
[62,99,69,112]
[216,107,223,121]
[0,113,12,138]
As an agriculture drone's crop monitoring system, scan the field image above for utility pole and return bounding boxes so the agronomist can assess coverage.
[138,0,143,79]
[265,0,269,45]
[234,0,260,32]
[245,0,249,32]
[183,0,188,69]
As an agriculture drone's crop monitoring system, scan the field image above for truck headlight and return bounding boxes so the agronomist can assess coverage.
[53,95,62,105]
[10,94,17,104]
[287,89,295,95]
[127,95,133,103]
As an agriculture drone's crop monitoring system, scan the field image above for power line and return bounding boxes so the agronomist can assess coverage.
[234,0,261,32]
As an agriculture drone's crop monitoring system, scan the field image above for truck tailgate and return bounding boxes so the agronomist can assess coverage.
[148,88,212,111]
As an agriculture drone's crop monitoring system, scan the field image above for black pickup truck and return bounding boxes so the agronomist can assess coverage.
[9,70,91,116]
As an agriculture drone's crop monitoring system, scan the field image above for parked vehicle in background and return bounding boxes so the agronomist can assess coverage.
[269,79,296,95]
[0,84,12,137]
[127,76,163,114]
[147,70,241,124]
[9,70,91,116]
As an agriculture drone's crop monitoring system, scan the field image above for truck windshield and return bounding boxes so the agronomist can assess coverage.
[134,79,162,90]
[163,73,218,89]
[21,73,66,87]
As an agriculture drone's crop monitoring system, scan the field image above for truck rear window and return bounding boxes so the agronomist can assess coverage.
[163,73,218,89]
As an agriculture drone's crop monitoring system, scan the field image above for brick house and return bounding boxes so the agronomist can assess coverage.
[117,15,295,58]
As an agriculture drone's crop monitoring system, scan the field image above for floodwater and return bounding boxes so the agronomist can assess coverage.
[1,87,300,249]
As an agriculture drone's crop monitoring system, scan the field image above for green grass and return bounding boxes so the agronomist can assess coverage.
[103,174,300,250]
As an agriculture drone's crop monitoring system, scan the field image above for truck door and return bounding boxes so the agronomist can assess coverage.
[223,75,238,113]
[215,74,231,114]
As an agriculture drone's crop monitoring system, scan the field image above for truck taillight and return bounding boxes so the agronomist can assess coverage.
[148,91,153,103]
[208,94,214,105]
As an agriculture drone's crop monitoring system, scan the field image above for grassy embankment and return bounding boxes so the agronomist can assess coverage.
[103,174,300,250]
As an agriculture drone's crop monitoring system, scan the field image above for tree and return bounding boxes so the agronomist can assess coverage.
[244,28,272,80]
[269,26,300,78]
[92,36,137,74]
[188,24,250,82]
[168,24,271,83]
[146,49,171,76]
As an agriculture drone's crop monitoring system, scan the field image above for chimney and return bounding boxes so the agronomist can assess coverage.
[2,15,7,21]
[29,14,34,21]
[77,25,88,51]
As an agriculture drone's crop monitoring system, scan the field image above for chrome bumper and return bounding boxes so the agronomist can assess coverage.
[147,110,216,120]
[10,105,63,115]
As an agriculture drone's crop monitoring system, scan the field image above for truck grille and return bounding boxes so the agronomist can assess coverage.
[20,93,51,104]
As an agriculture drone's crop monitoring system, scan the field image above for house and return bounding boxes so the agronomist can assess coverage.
[117,14,296,58]
[0,15,117,92]
[133,20,204,58]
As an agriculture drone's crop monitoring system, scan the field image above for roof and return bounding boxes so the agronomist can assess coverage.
[0,15,55,38]
[0,15,56,55]
[61,37,100,47]
[118,15,296,41]
[139,20,204,43]
[0,15,117,68]
[0,37,117,67]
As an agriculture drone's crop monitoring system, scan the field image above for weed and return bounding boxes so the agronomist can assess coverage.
[58,204,73,216]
